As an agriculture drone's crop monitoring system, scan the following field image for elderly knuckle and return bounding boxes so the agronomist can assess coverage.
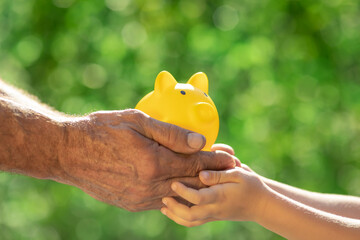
[215,151,233,168]
[169,124,188,147]
[166,124,178,148]
[189,158,202,176]
[131,109,146,121]
[117,109,147,126]
[196,151,221,173]
[190,164,200,177]
[134,110,153,130]
[124,108,143,117]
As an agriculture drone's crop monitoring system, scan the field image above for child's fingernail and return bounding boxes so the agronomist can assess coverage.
[171,183,177,191]
[200,171,209,180]
[234,157,241,167]
[162,198,168,205]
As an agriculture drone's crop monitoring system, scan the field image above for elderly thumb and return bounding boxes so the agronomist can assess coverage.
[142,116,206,154]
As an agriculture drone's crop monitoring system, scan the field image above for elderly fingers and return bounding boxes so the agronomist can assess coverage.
[154,148,239,181]
[138,113,205,154]
[188,150,239,178]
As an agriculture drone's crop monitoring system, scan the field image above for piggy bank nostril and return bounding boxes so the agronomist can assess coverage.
[195,102,216,121]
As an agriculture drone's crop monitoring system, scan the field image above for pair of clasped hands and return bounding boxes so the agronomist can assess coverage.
[2,78,359,239]
[84,110,255,228]
[156,135,262,227]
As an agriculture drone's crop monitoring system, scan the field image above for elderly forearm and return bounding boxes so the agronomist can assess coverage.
[0,97,66,181]
[257,187,360,240]
[262,177,360,219]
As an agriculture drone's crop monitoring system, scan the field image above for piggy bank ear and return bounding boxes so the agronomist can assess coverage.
[187,72,209,94]
[154,71,177,92]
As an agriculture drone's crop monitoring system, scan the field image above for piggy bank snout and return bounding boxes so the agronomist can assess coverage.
[194,102,216,122]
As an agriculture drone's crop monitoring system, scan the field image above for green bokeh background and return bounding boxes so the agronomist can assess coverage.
[1,0,360,239]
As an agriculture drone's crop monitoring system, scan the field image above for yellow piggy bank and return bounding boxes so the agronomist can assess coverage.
[135,71,219,151]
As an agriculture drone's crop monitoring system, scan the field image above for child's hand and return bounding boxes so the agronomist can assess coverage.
[161,167,269,227]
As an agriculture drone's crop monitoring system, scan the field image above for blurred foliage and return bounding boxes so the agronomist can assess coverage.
[1,0,360,239]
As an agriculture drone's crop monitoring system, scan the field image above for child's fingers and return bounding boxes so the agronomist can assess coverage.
[211,143,235,155]
[162,197,214,222]
[161,207,209,227]
[171,182,217,205]
[200,168,245,186]
[161,205,217,228]
[241,164,253,172]
[210,144,241,166]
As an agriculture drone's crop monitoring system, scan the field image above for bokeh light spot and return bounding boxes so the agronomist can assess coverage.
[213,5,239,31]
[48,67,74,93]
[188,25,217,54]
[293,103,316,124]
[60,96,86,114]
[105,0,131,12]
[122,21,147,48]
[15,35,42,66]
[179,0,205,19]
[98,32,126,60]
[51,34,78,62]
[82,64,107,89]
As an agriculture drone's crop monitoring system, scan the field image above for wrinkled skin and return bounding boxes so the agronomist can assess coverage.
[58,109,240,212]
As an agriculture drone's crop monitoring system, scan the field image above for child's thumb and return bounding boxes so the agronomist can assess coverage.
[199,169,242,186]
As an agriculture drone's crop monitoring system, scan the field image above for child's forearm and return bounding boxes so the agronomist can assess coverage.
[257,187,360,240]
[262,177,360,219]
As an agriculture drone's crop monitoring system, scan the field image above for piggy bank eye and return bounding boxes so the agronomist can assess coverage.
[180,90,186,95]
[204,92,208,97]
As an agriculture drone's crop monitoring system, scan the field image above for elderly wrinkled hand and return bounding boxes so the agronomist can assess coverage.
[58,109,240,211]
